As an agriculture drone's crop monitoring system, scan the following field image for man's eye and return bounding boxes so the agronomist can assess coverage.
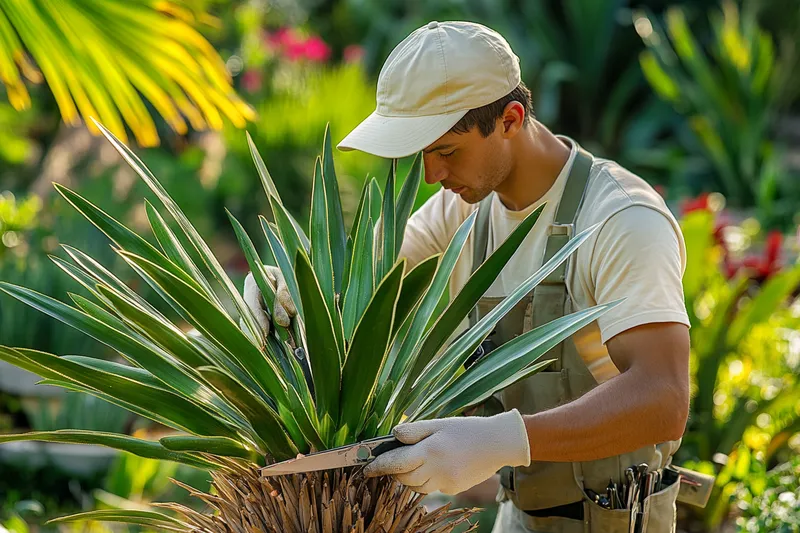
[440,151,456,159]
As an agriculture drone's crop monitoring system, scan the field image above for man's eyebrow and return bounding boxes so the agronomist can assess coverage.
[423,143,455,154]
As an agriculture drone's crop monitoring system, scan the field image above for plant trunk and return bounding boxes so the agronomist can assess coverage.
[160,461,480,533]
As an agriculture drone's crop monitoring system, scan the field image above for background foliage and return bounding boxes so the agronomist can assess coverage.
[1,0,799,531]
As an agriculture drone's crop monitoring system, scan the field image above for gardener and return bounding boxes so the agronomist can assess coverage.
[245,21,691,533]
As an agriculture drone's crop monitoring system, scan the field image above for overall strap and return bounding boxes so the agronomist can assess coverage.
[466,144,593,331]
[467,195,494,328]
[532,145,593,371]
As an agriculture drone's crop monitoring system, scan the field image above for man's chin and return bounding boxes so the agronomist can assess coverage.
[458,189,490,205]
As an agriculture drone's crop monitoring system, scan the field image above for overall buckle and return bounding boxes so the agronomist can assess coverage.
[549,223,574,238]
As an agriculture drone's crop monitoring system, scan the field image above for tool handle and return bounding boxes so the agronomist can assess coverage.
[372,439,405,457]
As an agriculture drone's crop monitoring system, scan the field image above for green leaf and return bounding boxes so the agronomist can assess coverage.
[31,378,182,433]
[380,161,396,281]
[412,301,620,420]
[382,211,479,407]
[322,123,347,295]
[319,412,335,447]
[50,256,115,310]
[341,235,354,303]
[393,255,440,336]
[341,177,370,306]
[1,346,239,439]
[247,131,283,205]
[433,359,556,419]
[341,190,375,341]
[60,245,165,319]
[118,252,288,406]
[275,400,309,454]
[62,356,166,390]
[93,120,263,346]
[54,184,202,295]
[270,196,309,267]
[0,430,215,471]
[197,366,298,460]
[680,211,716,303]
[227,209,277,317]
[68,293,128,331]
[407,222,604,414]
[160,435,255,460]
[95,285,208,369]
[47,509,189,531]
[282,382,325,452]
[295,252,341,422]
[0,283,226,412]
[365,380,394,438]
[348,178,370,244]
[394,154,423,254]
[727,263,800,348]
[407,204,546,386]
[339,260,405,439]
[145,201,220,305]
[310,156,336,314]
[369,177,382,224]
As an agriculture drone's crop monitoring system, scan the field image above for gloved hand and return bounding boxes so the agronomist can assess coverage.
[363,409,531,495]
[242,265,297,337]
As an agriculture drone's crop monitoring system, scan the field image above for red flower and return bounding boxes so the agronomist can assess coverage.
[680,193,710,215]
[724,230,784,281]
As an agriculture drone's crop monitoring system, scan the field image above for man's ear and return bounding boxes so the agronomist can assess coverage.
[501,101,525,138]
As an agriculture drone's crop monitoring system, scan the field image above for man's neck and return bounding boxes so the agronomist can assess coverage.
[494,122,571,212]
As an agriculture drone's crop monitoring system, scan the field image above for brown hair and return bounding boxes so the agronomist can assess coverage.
[449,82,533,137]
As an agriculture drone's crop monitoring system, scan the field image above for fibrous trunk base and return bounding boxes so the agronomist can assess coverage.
[160,463,481,533]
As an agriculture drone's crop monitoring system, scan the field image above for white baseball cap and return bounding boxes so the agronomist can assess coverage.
[337,21,521,158]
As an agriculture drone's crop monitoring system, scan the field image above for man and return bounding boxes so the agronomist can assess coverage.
[245,21,690,532]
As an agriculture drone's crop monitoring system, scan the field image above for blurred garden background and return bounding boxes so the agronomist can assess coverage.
[0,0,799,531]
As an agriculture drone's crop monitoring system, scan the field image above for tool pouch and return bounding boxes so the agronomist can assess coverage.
[583,494,631,533]
[579,471,680,533]
[639,470,680,533]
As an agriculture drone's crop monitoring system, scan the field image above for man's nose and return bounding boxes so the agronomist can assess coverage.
[423,156,447,185]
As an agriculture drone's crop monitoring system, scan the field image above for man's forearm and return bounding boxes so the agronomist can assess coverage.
[523,367,686,462]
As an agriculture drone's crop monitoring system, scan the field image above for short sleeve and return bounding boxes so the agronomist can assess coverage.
[589,206,690,343]
[399,189,469,269]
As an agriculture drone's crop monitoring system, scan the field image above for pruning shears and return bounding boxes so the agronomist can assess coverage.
[259,435,404,476]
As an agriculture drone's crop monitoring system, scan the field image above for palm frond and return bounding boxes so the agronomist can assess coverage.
[0,1,254,147]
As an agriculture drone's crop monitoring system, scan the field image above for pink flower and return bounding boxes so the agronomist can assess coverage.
[303,36,331,62]
[265,27,293,48]
[241,70,262,93]
[344,44,365,63]
[263,27,331,63]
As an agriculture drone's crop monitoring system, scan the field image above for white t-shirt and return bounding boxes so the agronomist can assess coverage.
[399,138,690,384]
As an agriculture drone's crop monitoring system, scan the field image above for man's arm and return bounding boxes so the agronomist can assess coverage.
[525,321,690,462]
[526,205,691,461]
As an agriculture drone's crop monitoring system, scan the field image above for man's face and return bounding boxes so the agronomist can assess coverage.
[422,122,512,204]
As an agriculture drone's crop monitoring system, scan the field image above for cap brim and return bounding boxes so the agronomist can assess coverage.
[337,109,469,159]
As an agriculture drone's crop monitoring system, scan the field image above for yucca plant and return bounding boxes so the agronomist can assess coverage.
[0,119,617,533]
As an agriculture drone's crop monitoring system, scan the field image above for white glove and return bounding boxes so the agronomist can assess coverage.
[363,409,531,495]
[242,265,296,337]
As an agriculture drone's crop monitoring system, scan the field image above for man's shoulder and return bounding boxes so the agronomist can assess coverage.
[579,157,676,228]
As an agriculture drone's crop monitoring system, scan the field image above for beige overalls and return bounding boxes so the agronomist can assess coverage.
[467,145,682,533]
